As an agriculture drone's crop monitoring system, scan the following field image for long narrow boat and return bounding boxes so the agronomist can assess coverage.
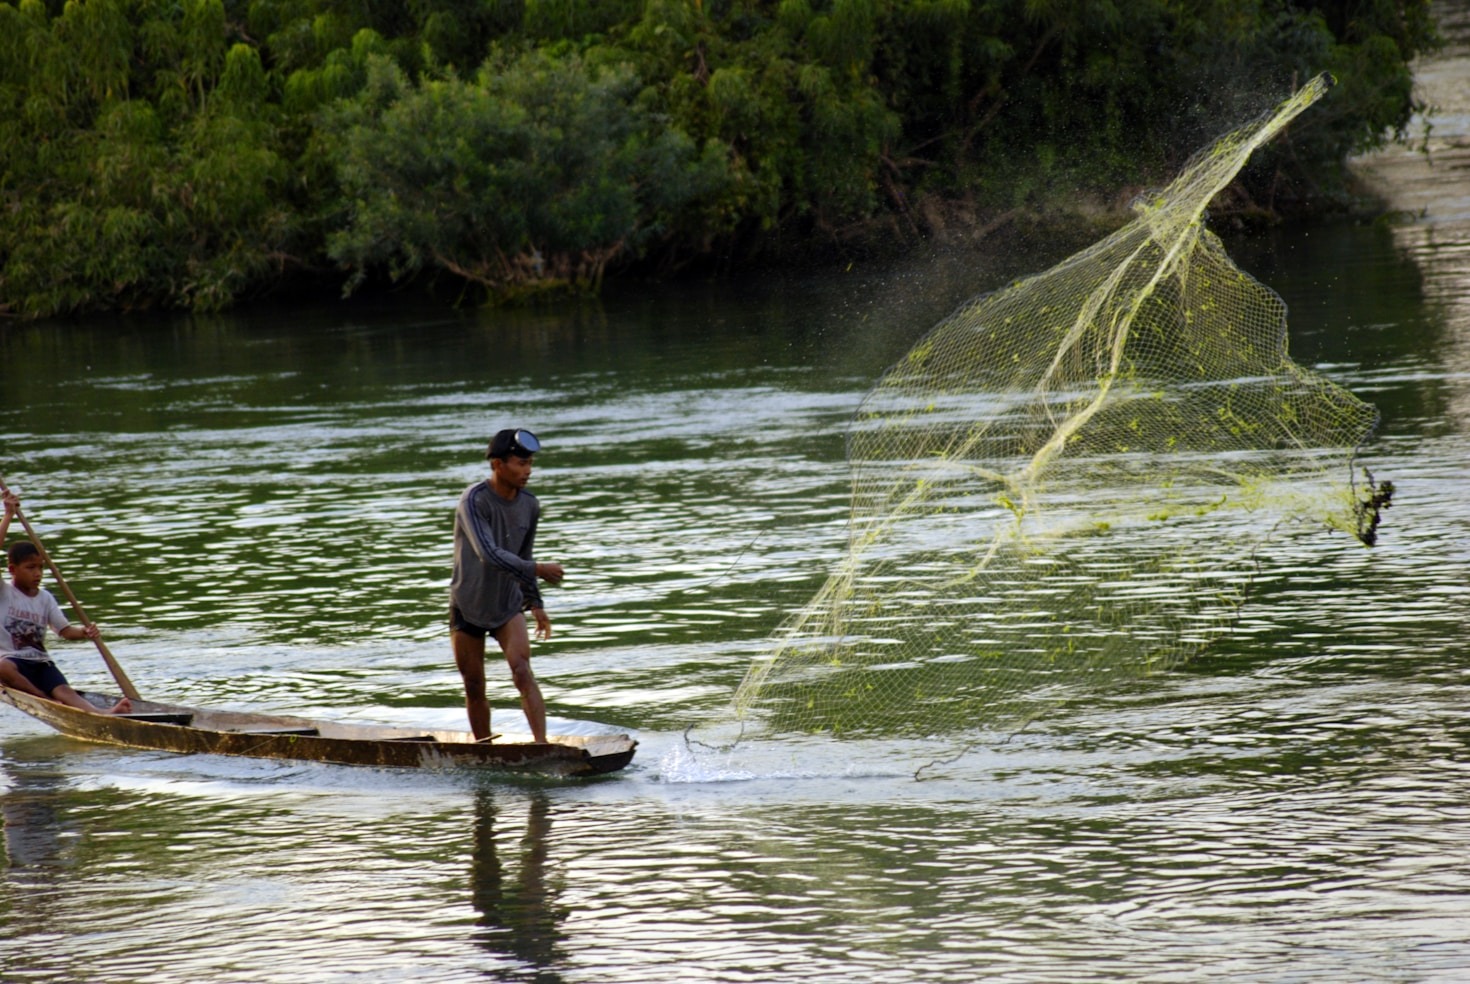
[0,685,637,776]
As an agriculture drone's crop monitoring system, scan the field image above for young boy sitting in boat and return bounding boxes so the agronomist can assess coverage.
[0,492,131,714]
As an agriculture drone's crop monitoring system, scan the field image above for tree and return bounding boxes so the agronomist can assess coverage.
[323,50,727,298]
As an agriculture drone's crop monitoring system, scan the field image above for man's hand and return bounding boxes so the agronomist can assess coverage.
[531,607,552,640]
[535,562,565,586]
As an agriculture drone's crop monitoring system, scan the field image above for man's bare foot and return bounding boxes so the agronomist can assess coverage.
[107,698,133,714]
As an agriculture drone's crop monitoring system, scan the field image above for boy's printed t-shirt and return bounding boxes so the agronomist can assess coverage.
[0,581,68,661]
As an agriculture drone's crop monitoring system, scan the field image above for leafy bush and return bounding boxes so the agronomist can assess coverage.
[323,50,727,297]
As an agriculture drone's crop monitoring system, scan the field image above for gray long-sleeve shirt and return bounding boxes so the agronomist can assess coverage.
[449,480,542,630]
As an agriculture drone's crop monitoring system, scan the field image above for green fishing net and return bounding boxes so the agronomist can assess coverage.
[731,73,1386,739]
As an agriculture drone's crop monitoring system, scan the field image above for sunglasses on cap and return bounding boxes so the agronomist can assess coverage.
[509,429,541,455]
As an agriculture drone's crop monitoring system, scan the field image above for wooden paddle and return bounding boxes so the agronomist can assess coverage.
[0,475,141,701]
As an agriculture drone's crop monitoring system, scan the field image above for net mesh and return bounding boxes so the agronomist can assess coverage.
[729,73,1385,740]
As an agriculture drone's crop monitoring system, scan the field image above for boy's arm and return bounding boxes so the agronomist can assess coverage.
[44,593,94,642]
[0,490,17,540]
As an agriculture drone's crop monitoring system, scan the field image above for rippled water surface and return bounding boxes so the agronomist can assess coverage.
[5,20,1470,981]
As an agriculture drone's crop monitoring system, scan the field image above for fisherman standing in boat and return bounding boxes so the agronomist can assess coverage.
[0,492,131,714]
[450,429,564,744]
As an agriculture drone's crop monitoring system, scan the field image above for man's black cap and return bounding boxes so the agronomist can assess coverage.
[487,428,542,460]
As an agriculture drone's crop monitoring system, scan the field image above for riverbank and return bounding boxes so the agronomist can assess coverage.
[0,2,1435,321]
[1350,0,1470,222]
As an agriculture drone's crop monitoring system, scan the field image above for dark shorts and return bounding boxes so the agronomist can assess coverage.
[451,604,525,638]
[451,604,518,639]
[449,604,488,639]
[4,657,68,696]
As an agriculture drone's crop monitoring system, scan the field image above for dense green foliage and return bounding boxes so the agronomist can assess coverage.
[0,0,1439,317]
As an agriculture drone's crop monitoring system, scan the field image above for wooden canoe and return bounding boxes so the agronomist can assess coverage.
[0,685,636,777]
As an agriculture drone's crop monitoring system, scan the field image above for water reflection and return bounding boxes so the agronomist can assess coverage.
[1,750,73,871]
[1349,0,1470,431]
[470,789,566,983]
[0,751,81,984]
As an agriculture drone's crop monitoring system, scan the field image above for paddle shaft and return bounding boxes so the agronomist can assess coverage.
[0,477,141,700]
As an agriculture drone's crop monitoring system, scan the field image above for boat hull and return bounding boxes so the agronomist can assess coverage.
[0,687,636,776]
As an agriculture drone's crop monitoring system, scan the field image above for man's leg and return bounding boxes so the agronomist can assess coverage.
[453,629,493,740]
[493,614,547,743]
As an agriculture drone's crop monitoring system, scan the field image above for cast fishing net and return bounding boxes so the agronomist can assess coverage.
[727,73,1388,741]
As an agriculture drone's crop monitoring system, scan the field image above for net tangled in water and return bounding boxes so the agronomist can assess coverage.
[730,73,1386,739]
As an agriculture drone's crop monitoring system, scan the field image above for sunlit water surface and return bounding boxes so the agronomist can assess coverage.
[4,18,1470,981]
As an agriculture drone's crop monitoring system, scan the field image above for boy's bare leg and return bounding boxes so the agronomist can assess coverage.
[453,630,493,740]
[494,614,547,743]
[3,662,130,713]
[51,684,131,714]
[0,659,49,699]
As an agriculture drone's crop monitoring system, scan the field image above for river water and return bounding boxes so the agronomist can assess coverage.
[4,17,1470,983]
